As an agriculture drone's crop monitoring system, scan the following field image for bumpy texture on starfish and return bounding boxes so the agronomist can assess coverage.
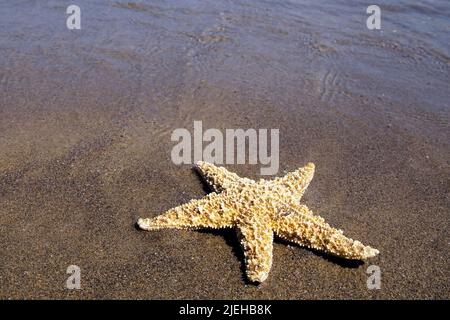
[138,162,379,283]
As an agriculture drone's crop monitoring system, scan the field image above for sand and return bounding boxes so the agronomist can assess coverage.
[0,0,449,299]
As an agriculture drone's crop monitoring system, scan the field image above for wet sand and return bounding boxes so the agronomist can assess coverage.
[0,0,449,299]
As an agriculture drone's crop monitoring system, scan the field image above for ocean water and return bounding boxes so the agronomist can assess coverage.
[1,0,448,132]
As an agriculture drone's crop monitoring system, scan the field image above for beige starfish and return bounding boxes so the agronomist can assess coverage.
[138,161,379,283]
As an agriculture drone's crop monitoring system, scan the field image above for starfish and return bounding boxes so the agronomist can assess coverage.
[137,162,379,283]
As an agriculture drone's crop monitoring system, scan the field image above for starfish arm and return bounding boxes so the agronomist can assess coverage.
[273,204,379,260]
[238,218,274,283]
[274,163,315,200]
[196,161,245,192]
[137,193,235,230]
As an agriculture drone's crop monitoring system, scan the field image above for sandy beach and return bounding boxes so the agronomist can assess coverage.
[0,0,449,299]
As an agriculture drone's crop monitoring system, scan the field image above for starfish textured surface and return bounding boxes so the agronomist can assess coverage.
[138,161,379,283]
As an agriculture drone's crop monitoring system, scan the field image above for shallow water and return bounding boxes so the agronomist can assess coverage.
[0,1,449,299]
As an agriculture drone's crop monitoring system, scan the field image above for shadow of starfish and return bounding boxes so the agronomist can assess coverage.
[193,166,363,285]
